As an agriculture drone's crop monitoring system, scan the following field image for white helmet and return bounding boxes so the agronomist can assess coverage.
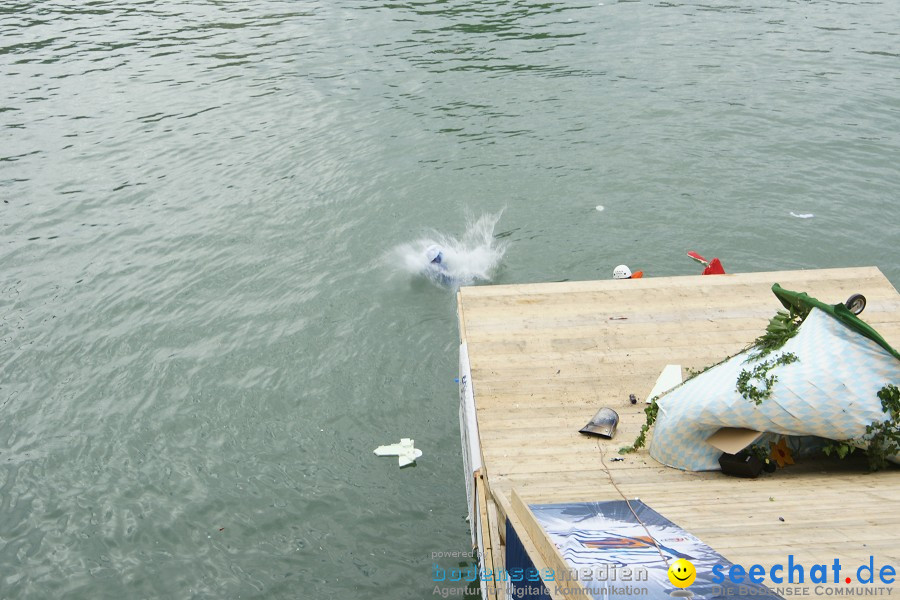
[425,245,443,263]
[613,264,632,279]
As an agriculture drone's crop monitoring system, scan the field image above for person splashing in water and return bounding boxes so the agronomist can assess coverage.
[425,245,452,285]
[426,245,445,269]
[390,211,507,290]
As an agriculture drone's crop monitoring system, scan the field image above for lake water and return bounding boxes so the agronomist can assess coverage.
[1,0,898,598]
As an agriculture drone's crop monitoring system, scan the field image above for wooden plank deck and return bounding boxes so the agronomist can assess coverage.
[457,267,900,599]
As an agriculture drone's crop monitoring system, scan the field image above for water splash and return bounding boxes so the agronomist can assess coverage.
[389,211,508,289]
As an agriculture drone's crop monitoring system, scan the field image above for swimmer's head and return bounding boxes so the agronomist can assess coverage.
[613,265,632,279]
[426,245,443,265]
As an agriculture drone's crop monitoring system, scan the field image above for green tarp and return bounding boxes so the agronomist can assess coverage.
[772,283,900,361]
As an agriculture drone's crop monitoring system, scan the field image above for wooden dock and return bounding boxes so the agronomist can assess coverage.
[456,267,900,600]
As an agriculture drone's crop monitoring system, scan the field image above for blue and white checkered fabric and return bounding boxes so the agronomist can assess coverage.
[649,308,900,471]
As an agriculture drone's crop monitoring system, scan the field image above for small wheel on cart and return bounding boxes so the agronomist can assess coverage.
[844,293,866,315]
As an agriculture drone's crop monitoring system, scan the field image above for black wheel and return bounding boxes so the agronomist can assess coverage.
[845,294,866,315]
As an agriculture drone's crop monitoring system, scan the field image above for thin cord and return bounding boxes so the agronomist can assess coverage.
[560,379,671,571]
[582,375,670,569]
[595,438,670,569]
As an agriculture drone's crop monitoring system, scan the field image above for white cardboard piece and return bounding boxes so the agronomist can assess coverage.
[646,364,683,403]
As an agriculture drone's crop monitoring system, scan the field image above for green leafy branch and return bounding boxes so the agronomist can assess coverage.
[735,352,799,405]
[823,440,857,460]
[865,384,900,471]
[684,354,733,383]
[619,396,659,454]
[746,310,803,361]
[822,384,899,471]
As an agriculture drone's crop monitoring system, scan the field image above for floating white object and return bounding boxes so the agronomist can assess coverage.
[374,438,422,467]
[595,205,605,212]
[646,364,683,403]
[790,212,814,219]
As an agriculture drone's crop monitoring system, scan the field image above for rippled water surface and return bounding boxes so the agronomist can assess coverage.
[2,0,899,598]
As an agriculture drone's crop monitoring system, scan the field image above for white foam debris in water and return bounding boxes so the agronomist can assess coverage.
[387,210,507,290]
[595,205,605,212]
[373,438,422,467]
[790,212,814,219]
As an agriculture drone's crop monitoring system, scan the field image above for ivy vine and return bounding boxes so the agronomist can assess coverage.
[735,352,800,405]
[823,440,856,460]
[822,384,900,471]
[746,309,803,361]
[866,383,900,471]
[619,396,659,454]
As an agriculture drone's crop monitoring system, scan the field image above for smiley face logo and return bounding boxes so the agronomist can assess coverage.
[668,558,696,588]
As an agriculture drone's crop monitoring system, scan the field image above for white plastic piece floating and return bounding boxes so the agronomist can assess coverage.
[374,438,422,467]
[790,212,814,219]
[595,205,605,212]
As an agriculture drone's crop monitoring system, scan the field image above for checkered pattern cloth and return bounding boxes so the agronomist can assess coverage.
[649,308,900,471]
